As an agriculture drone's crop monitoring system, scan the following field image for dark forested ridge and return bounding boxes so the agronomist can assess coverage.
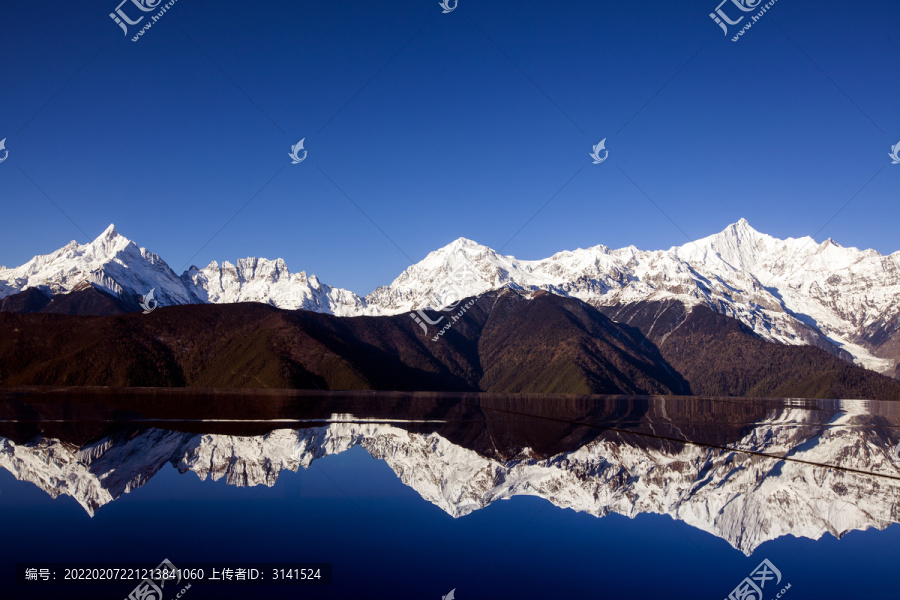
[1,289,899,400]
[657,306,900,401]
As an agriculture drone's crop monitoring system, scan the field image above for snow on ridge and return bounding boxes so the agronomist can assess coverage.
[2,220,898,373]
[0,224,195,306]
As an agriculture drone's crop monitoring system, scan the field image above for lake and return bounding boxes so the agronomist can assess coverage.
[1,388,899,599]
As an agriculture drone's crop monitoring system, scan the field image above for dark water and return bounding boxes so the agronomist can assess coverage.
[1,388,899,599]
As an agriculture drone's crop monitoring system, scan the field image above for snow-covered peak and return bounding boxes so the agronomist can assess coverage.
[181,255,367,315]
[672,219,773,270]
[0,224,194,306]
[88,223,132,260]
[714,217,765,245]
[446,236,483,250]
[416,237,504,267]
[98,222,120,240]
[2,221,899,375]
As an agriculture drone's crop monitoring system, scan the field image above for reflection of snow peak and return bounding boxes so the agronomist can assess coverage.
[2,414,898,555]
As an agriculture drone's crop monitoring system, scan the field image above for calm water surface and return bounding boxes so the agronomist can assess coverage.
[1,389,898,599]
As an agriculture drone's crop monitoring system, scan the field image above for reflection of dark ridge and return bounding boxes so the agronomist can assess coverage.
[474,402,900,482]
[4,386,894,415]
[3,389,900,554]
[2,388,898,467]
[0,388,758,452]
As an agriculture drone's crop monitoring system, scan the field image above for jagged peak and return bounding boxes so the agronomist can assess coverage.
[721,218,763,238]
[95,223,121,242]
[407,237,497,274]
[426,237,493,256]
[448,236,482,247]
[697,219,772,250]
[87,223,133,259]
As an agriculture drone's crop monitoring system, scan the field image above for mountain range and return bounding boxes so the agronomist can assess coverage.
[1,220,898,391]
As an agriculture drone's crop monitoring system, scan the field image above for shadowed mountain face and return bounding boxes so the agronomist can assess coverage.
[0,290,688,395]
[0,284,141,316]
[3,290,900,399]
[601,302,900,401]
[0,287,52,313]
[658,307,900,400]
[1,390,898,555]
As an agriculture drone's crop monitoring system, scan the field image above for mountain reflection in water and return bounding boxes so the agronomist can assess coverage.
[1,388,898,556]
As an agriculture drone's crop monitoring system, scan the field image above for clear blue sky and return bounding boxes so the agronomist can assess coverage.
[1,0,897,294]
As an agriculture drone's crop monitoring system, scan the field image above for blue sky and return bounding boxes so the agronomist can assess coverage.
[1,0,897,294]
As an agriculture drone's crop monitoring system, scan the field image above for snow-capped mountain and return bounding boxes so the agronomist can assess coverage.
[0,224,197,308]
[1,220,898,375]
[672,220,900,373]
[2,400,898,554]
[369,220,899,373]
[182,258,367,316]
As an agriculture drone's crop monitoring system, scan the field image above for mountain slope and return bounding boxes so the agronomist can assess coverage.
[2,292,900,399]
[476,291,687,394]
[658,306,900,401]
[2,220,898,377]
[0,291,687,395]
